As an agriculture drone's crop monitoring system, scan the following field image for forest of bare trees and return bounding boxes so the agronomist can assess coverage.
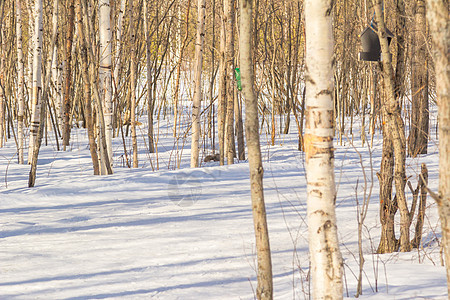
[0,0,448,298]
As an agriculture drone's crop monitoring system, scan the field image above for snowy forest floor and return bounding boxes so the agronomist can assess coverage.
[0,111,447,299]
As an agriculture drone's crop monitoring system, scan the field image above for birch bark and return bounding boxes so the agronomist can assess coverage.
[75,0,100,175]
[28,0,43,164]
[190,0,206,168]
[50,46,60,132]
[143,0,155,154]
[80,0,112,175]
[26,2,34,116]
[99,0,113,174]
[62,0,75,150]
[29,0,59,186]
[113,0,125,110]
[173,0,192,138]
[16,0,25,163]
[304,0,343,298]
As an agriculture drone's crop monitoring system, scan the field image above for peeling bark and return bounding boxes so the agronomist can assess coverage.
[304,0,343,298]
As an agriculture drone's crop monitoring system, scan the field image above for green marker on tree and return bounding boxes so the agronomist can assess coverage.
[234,68,242,91]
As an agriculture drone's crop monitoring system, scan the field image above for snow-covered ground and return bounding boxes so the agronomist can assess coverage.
[0,113,447,299]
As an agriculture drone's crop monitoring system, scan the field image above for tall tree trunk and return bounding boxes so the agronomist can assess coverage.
[28,0,44,164]
[190,0,206,168]
[411,163,428,248]
[62,0,75,150]
[47,0,60,145]
[75,0,99,175]
[218,12,227,165]
[208,0,216,153]
[80,0,113,175]
[304,0,343,298]
[143,0,155,153]
[173,0,191,138]
[29,0,59,186]
[113,0,126,130]
[26,2,34,119]
[426,0,450,294]
[239,0,273,298]
[129,0,138,168]
[377,120,398,253]
[99,0,113,173]
[16,0,25,163]
[409,0,429,157]
[224,0,235,165]
[51,42,60,133]
[0,14,4,149]
[373,0,410,252]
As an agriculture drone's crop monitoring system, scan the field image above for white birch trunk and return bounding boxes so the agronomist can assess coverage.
[171,2,182,110]
[28,0,43,164]
[143,0,155,154]
[113,0,126,101]
[28,0,59,186]
[50,46,58,119]
[173,0,191,138]
[304,0,343,298]
[99,0,113,174]
[46,0,59,134]
[50,0,60,132]
[51,46,63,132]
[190,0,206,168]
[56,62,63,132]
[26,2,34,115]
[16,0,25,163]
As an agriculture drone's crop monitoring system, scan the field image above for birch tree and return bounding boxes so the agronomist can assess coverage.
[224,0,235,165]
[62,0,75,150]
[99,0,113,174]
[29,0,60,186]
[28,0,44,164]
[426,0,449,293]
[143,0,155,154]
[75,0,100,175]
[80,0,113,175]
[173,0,192,138]
[113,0,126,105]
[50,42,61,133]
[190,0,206,168]
[239,0,273,297]
[129,0,138,168]
[26,2,34,116]
[16,0,25,163]
[304,0,343,298]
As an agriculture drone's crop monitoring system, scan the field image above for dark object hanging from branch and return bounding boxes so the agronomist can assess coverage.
[359,23,394,62]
